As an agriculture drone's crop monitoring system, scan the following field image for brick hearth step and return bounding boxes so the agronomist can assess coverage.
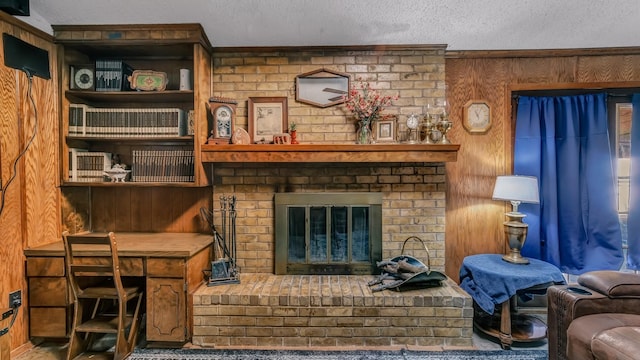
[192,273,473,349]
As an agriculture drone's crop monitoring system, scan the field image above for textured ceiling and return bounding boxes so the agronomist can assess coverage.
[17,0,640,50]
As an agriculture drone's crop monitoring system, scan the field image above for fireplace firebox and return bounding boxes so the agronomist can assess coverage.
[275,192,382,275]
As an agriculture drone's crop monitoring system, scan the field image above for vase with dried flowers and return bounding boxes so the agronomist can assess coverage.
[343,80,397,144]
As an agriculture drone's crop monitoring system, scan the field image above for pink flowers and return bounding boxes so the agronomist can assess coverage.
[343,80,397,127]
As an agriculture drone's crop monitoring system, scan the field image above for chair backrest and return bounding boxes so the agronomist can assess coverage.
[62,231,125,300]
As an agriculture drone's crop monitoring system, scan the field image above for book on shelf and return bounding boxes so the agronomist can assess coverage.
[131,149,194,183]
[68,104,188,137]
[187,110,195,135]
[68,148,112,182]
[94,59,134,92]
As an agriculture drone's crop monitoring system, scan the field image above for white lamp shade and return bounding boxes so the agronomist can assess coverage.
[492,175,540,204]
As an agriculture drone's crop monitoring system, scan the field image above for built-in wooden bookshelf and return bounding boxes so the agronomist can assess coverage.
[55,24,212,187]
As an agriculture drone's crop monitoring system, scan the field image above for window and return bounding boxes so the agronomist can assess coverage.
[613,100,632,270]
[512,88,638,276]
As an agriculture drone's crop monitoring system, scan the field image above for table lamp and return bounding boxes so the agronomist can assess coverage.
[492,175,540,264]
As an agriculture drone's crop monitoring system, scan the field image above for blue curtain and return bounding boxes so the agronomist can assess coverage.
[514,93,623,274]
[627,94,640,270]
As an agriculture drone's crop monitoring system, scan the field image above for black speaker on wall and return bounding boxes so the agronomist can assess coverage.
[0,0,29,16]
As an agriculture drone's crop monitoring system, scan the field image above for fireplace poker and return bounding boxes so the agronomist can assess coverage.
[230,194,237,270]
[220,195,227,256]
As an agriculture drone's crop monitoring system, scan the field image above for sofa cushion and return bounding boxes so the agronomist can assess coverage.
[591,326,640,360]
[578,271,640,298]
[566,313,640,360]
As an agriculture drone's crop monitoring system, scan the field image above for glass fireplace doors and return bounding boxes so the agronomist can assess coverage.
[275,193,382,275]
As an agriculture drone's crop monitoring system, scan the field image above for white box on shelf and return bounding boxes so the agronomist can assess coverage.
[68,148,112,182]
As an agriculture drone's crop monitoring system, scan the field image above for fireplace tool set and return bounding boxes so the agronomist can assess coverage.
[200,194,239,286]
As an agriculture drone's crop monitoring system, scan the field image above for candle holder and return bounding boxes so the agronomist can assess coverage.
[421,113,437,144]
[437,107,452,145]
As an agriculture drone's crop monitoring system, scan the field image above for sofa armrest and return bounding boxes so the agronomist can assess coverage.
[578,271,640,298]
[548,279,640,360]
[547,285,607,360]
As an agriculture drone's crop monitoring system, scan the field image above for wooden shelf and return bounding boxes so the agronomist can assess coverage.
[200,144,459,163]
[65,90,194,104]
[66,135,194,145]
[61,181,205,188]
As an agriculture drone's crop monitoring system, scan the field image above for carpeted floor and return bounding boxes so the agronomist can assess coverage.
[129,348,548,360]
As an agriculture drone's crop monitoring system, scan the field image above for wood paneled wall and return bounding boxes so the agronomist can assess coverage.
[444,49,640,282]
[0,14,58,354]
[61,187,211,233]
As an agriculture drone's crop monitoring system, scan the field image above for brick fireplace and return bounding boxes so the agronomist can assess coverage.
[191,160,472,349]
[190,45,473,349]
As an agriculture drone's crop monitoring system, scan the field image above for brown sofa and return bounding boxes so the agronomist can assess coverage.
[547,271,640,360]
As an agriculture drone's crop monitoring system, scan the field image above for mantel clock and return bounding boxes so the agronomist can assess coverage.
[208,96,238,144]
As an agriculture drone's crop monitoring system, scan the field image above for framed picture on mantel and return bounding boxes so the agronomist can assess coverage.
[375,117,397,143]
[248,96,288,144]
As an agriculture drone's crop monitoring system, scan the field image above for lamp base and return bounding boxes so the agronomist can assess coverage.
[502,212,530,265]
[502,251,530,264]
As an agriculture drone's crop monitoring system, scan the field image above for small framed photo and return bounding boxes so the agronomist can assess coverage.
[248,97,288,143]
[375,117,397,143]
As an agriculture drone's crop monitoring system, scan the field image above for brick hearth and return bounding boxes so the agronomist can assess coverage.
[192,273,473,349]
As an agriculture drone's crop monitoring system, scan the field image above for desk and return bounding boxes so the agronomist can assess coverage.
[24,232,212,344]
[459,254,565,349]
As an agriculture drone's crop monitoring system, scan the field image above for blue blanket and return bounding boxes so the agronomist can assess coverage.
[459,254,565,314]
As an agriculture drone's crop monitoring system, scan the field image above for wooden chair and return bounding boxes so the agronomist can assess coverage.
[63,231,144,360]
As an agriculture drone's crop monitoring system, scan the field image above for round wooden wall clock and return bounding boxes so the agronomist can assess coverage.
[463,100,491,134]
[208,96,238,144]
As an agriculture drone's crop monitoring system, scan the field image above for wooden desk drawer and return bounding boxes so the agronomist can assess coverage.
[147,258,185,278]
[30,307,69,338]
[26,256,144,276]
[26,257,64,277]
[76,257,144,276]
[29,277,68,306]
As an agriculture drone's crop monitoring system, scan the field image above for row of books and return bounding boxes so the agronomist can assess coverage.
[95,59,134,92]
[68,148,195,183]
[68,104,188,137]
[131,150,194,183]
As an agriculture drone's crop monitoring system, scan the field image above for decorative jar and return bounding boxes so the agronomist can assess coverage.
[356,121,373,144]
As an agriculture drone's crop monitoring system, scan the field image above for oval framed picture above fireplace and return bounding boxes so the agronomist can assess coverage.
[274,192,382,275]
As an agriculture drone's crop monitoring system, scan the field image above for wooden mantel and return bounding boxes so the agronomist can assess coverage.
[200,144,459,163]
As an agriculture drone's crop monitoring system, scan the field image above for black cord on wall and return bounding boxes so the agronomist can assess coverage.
[0,70,38,217]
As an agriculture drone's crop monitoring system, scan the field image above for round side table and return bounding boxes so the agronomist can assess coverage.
[459,254,565,349]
